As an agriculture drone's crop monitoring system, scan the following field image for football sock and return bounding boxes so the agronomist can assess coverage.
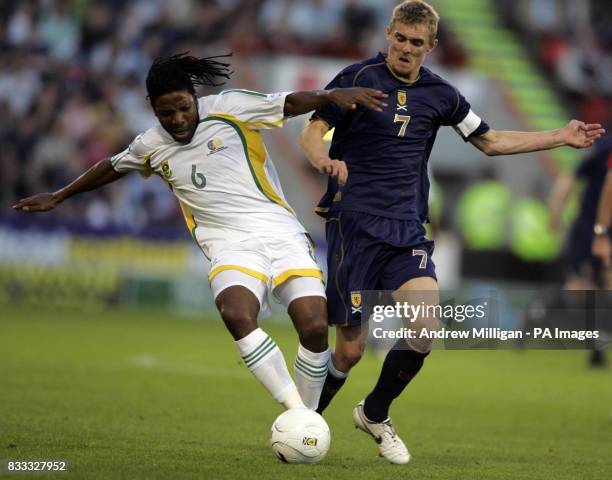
[236,328,305,409]
[363,340,429,422]
[316,355,348,414]
[294,345,330,410]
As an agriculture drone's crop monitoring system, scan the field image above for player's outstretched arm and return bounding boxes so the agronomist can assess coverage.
[592,170,612,267]
[284,88,388,117]
[300,118,348,186]
[469,120,605,156]
[12,159,124,213]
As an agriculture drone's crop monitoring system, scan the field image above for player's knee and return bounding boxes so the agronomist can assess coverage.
[289,296,328,351]
[296,313,328,352]
[219,305,258,340]
[404,337,433,354]
[404,315,437,354]
[334,344,364,371]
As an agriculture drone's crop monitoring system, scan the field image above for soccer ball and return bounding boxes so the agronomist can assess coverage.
[270,408,331,464]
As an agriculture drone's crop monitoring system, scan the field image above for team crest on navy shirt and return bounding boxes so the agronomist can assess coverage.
[397,90,407,106]
[350,291,362,314]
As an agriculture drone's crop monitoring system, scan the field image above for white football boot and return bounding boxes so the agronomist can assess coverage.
[353,400,410,464]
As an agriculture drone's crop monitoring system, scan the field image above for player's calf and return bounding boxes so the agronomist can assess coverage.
[217,285,305,409]
[363,339,429,422]
[362,283,437,430]
[316,324,368,414]
[288,295,330,410]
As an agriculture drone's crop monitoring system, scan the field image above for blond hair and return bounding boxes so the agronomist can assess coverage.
[390,1,440,44]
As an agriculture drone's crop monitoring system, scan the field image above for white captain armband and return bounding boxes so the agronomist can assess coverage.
[453,109,483,138]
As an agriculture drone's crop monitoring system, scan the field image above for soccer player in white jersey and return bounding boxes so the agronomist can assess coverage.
[14,53,388,411]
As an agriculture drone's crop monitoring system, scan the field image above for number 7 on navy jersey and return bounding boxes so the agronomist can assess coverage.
[394,114,411,137]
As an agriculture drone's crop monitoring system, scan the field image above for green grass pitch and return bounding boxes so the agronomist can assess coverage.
[1,306,611,479]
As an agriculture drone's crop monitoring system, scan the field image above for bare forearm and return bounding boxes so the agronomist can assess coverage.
[284,91,333,117]
[595,171,612,226]
[284,87,387,117]
[300,119,348,184]
[14,158,125,213]
[472,120,605,156]
[547,172,575,227]
[548,173,574,208]
[55,158,124,202]
[481,129,565,156]
[300,121,330,169]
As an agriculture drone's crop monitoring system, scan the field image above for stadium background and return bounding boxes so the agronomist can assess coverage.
[1,1,611,479]
[2,0,611,309]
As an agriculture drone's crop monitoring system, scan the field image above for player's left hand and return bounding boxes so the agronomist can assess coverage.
[562,120,605,149]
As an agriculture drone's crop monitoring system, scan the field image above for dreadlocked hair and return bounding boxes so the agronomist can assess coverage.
[146,52,233,103]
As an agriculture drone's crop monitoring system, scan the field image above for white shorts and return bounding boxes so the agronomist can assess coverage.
[206,233,325,314]
[211,271,325,315]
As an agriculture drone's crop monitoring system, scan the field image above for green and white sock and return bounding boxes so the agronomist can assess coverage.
[236,328,304,409]
[294,345,330,410]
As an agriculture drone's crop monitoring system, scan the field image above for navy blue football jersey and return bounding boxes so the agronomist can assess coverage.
[312,53,490,222]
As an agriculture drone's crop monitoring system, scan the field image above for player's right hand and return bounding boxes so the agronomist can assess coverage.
[329,87,388,112]
[12,193,61,213]
[317,157,348,186]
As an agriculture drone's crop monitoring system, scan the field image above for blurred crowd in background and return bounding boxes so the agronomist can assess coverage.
[0,0,389,231]
[0,0,610,233]
[499,0,612,124]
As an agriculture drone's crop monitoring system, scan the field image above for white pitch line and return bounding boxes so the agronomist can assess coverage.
[131,354,250,380]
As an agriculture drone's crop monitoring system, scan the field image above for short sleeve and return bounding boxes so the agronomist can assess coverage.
[110,133,156,177]
[444,89,490,141]
[207,90,289,130]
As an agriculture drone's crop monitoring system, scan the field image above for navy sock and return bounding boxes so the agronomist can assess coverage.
[363,340,429,422]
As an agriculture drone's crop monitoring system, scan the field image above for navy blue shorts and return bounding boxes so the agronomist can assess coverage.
[325,211,436,326]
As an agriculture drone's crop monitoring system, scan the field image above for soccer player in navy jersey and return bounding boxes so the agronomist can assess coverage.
[591,138,612,269]
[550,134,612,288]
[549,134,612,365]
[300,0,605,464]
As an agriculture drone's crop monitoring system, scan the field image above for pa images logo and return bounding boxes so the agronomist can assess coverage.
[207,137,228,155]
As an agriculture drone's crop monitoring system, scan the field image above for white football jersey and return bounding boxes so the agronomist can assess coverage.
[111,90,307,253]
